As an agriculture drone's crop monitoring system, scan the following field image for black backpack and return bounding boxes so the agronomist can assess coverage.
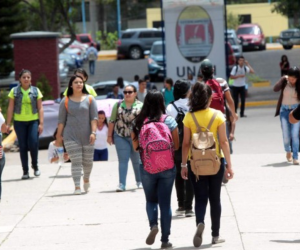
[171,102,186,147]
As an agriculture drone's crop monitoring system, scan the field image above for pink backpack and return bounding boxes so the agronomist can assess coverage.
[139,115,175,174]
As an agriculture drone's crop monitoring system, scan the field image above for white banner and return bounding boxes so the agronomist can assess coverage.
[163,0,225,80]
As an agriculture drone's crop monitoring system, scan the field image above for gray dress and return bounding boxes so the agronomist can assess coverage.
[58,96,98,146]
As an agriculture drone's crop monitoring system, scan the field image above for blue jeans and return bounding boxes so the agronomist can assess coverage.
[0,153,5,200]
[140,165,176,243]
[226,121,233,154]
[114,133,141,186]
[93,148,108,161]
[280,104,300,160]
[14,120,39,173]
[89,60,95,75]
[189,158,225,237]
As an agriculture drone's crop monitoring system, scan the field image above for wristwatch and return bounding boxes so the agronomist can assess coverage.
[181,163,187,168]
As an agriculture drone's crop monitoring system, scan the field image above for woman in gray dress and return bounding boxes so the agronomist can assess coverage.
[56,75,98,195]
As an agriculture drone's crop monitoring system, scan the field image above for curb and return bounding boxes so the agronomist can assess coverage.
[245,100,277,107]
[266,45,300,50]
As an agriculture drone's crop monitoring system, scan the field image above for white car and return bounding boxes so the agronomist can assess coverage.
[225,29,243,58]
[92,80,131,100]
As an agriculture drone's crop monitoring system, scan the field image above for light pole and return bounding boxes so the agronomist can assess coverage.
[81,0,86,33]
[117,0,121,39]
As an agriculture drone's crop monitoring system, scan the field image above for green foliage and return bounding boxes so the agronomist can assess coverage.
[265,36,279,43]
[96,31,118,50]
[0,0,26,77]
[36,74,53,100]
[247,74,268,83]
[226,12,242,30]
[272,0,300,28]
[0,89,9,119]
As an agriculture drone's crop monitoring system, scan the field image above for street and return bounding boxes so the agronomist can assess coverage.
[85,48,300,89]
[1,107,300,250]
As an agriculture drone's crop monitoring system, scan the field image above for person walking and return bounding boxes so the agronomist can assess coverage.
[6,69,44,179]
[280,55,290,77]
[56,75,98,195]
[137,79,147,103]
[145,75,157,90]
[230,56,254,118]
[117,77,125,95]
[166,79,194,217]
[161,78,174,106]
[86,43,98,75]
[63,68,97,97]
[0,107,6,202]
[181,81,234,247]
[132,90,179,249]
[106,84,124,99]
[107,85,143,192]
[274,67,300,165]
[132,75,139,90]
[93,110,109,161]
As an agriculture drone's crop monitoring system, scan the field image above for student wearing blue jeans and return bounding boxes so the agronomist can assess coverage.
[274,67,300,164]
[132,91,179,249]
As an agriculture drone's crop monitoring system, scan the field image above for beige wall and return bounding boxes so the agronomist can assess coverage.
[147,3,288,37]
[227,3,288,37]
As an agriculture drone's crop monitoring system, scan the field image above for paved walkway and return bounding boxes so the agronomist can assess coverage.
[1,108,300,250]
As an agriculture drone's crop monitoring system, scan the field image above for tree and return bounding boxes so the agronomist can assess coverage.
[0,0,26,77]
[226,12,242,30]
[21,0,81,52]
[272,0,300,28]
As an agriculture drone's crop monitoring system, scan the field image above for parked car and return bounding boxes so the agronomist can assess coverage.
[225,29,243,58]
[117,28,163,60]
[279,28,300,50]
[225,42,236,77]
[237,23,266,50]
[76,33,101,51]
[59,53,77,71]
[92,80,130,100]
[147,41,165,81]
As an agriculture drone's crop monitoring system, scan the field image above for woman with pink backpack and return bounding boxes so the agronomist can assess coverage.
[132,91,179,249]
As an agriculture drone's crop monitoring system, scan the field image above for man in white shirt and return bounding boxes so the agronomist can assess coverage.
[230,56,255,118]
[137,79,147,102]
[131,75,139,91]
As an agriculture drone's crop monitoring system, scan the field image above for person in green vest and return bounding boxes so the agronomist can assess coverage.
[63,68,97,97]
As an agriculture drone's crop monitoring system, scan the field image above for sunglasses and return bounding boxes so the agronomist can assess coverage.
[123,91,134,95]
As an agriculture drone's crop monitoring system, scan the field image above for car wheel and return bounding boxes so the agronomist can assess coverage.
[129,46,142,59]
[283,45,293,50]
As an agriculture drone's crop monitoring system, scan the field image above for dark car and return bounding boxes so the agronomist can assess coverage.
[237,23,266,51]
[279,29,300,50]
[117,28,163,60]
[148,41,165,81]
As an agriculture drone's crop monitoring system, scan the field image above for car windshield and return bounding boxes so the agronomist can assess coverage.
[151,44,163,55]
[227,38,236,45]
[237,27,260,35]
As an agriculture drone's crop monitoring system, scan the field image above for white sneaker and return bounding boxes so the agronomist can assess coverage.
[74,189,81,195]
[84,182,90,193]
[136,182,143,189]
[116,183,125,192]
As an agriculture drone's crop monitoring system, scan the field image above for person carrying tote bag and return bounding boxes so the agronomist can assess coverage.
[181,81,234,248]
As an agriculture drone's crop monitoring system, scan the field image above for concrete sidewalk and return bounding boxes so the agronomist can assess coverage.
[1,107,300,250]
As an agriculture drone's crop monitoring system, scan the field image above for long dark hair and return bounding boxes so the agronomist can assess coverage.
[74,68,88,82]
[117,77,124,89]
[132,90,165,140]
[281,55,289,64]
[98,110,108,127]
[188,81,212,112]
[66,75,89,97]
[19,69,31,78]
[288,67,300,101]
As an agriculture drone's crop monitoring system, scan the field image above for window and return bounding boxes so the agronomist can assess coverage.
[239,14,251,24]
[79,36,90,43]
[139,32,153,38]
[122,32,135,39]
[153,31,162,38]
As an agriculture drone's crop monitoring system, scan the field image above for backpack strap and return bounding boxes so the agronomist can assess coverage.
[171,102,179,112]
[207,111,218,130]
[191,112,207,133]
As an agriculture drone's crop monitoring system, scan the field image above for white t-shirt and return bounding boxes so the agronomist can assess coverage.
[48,141,58,163]
[0,113,5,127]
[230,65,250,87]
[166,98,189,118]
[131,81,139,91]
[94,125,108,150]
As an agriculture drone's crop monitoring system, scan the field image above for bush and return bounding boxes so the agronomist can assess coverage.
[36,74,53,100]
[0,89,9,118]
[96,31,118,50]
[265,36,279,43]
[247,74,268,83]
